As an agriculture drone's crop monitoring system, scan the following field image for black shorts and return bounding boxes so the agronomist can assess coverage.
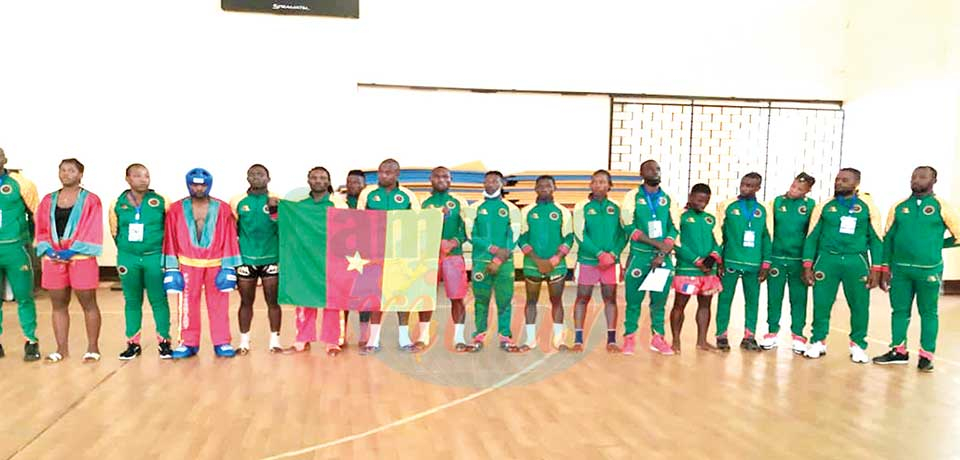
[236,264,279,280]
[524,274,565,284]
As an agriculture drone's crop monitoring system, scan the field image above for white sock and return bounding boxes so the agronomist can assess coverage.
[398,326,413,347]
[453,324,466,344]
[269,332,281,349]
[368,324,382,347]
[525,324,537,347]
[553,323,564,344]
[418,322,431,345]
[239,333,250,349]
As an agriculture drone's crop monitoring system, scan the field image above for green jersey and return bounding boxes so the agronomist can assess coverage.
[882,194,960,269]
[465,197,521,264]
[422,191,468,256]
[621,186,681,255]
[517,201,574,271]
[109,190,166,255]
[714,197,772,271]
[0,171,38,246]
[802,193,884,267]
[572,197,627,266]
[357,185,420,211]
[230,192,280,266]
[675,208,720,276]
[766,195,816,260]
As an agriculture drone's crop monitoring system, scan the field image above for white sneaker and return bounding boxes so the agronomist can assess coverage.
[791,336,808,355]
[758,333,778,350]
[849,343,869,364]
[804,341,827,359]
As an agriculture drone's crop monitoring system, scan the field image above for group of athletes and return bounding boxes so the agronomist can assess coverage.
[0,146,956,373]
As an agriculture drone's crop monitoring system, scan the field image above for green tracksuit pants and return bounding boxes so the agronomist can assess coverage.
[624,252,673,336]
[0,244,37,342]
[472,260,515,338]
[766,259,808,338]
[810,253,870,349]
[118,251,171,342]
[716,267,760,338]
[888,265,941,353]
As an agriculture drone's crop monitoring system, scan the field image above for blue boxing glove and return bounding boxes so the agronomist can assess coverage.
[43,248,58,259]
[163,269,185,294]
[215,267,237,292]
[56,249,77,260]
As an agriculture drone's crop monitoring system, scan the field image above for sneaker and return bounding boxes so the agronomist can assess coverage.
[872,349,908,365]
[24,342,40,362]
[716,336,731,352]
[359,345,380,355]
[119,343,142,360]
[804,341,827,359]
[650,334,675,355]
[214,344,237,358]
[622,334,637,355]
[740,337,762,352]
[172,345,200,359]
[498,335,518,353]
[158,341,173,359]
[791,335,808,355]
[758,333,778,350]
[849,343,869,364]
[470,332,487,352]
[918,357,934,373]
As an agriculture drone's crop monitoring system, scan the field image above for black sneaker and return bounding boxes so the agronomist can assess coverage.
[716,337,731,352]
[158,341,173,359]
[872,349,908,365]
[119,342,142,360]
[0,343,5,358]
[24,342,40,362]
[740,338,762,352]
[918,357,934,373]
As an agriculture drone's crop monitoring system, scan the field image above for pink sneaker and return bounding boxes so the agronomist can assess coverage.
[650,334,675,355]
[622,334,637,355]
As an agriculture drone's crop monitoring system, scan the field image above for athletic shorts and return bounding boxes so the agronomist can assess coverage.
[42,257,99,290]
[236,263,279,280]
[672,275,722,296]
[525,273,565,284]
[438,255,468,300]
[575,263,619,286]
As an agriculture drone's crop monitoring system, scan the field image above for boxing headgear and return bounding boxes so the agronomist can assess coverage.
[185,168,213,195]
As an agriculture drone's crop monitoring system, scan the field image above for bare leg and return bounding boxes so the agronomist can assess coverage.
[262,277,281,333]
[49,288,72,356]
[670,293,692,353]
[75,289,101,354]
[696,294,716,350]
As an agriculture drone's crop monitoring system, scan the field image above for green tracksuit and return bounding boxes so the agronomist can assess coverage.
[517,201,574,279]
[766,195,816,338]
[572,197,627,269]
[230,192,280,266]
[620,186,681,336]
[466,197,521,338]
[674,208,720,277]
[882,194,960,355]
[714,197,772,338]
[110,190,170,342]
[0,171,38,343]
[802,194,884,349]
[422,191,468,256]
[358,185,420,212]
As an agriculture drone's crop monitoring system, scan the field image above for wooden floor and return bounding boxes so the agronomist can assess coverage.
[1,284,959,460]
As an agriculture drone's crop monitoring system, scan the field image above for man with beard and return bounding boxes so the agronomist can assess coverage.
[801,168,883,363]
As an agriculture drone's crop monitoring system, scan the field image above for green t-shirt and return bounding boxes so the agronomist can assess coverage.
[231,192,279,266]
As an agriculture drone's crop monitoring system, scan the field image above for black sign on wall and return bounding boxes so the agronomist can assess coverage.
[222,0,359,18]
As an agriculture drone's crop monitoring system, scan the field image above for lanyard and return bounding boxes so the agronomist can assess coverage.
[738,198,758,229]
[128,192,143,221]
[836,194,857,214]
[643,188,662,220]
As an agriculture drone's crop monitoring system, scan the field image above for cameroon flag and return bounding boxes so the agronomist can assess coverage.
[278,201,443,312]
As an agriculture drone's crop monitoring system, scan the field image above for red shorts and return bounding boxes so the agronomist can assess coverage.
[42,257,100,290]
[439,255,468,300]
[672,275,722,296]
[576,263,619,286]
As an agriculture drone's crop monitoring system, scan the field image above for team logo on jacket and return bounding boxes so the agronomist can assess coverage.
[588,208,597,215]
[686,217,696,223]
[120,204,129,210]
[927,275,940,283]
[549,211,559,221]
[479,208,488,215]
[658,196,668,207]
[704,216,715,225]
[147,198,160,207]
[117,265,128,276]
[241,205,250,212]
[473,272,485,282]
[394,194,405,204]
[828,206,837,213]
[446,201,456,209]
[901,207,910,214]
[630,268,642,278]
[753,209,762,218]
[0,185,12,195]
[922,205,936,216]
[798,205,808,215]
[638,198,647,205]
[262,205,270,213]
[606,206,616,215]
[780,206,787,213]
[814,271,826,281]
[498,208,508,218]
[851,204,863,213]
[769,267,780,277]
[531,212,539,220]
[373,195,382,202]
[732,208,740,216]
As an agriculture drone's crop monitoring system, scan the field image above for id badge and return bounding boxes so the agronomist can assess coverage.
[743,230,756,248]
[647,220,663,239]
[128,223,144,242]
[839,216,857,235]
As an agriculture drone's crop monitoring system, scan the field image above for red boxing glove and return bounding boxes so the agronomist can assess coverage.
[597,252,616,268]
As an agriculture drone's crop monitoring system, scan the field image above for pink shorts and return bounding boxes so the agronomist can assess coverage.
[672,275,722,296]
[439,255,468,300]
[42,257,100,290]
[576,263,619,286]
